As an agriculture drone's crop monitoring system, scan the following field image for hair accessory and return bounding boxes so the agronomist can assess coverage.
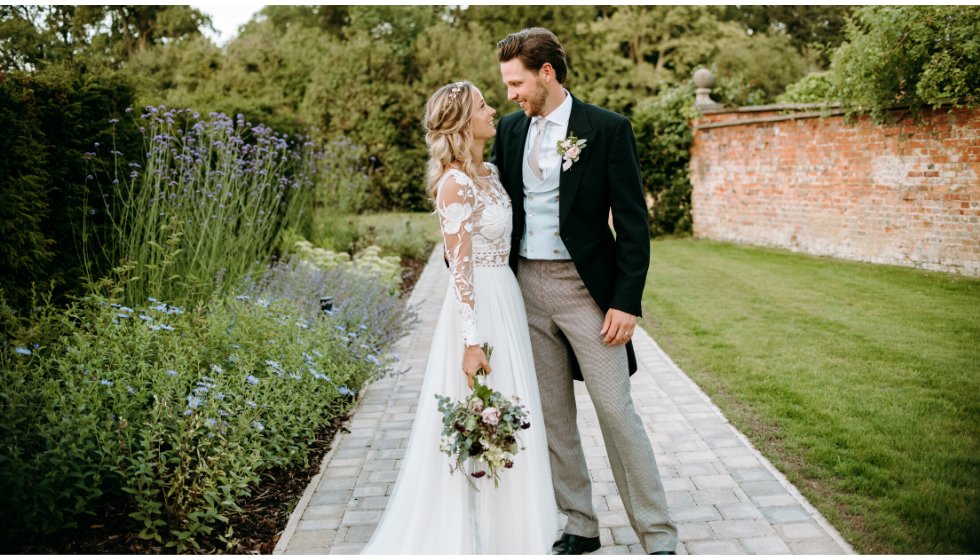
[447,83,463,102]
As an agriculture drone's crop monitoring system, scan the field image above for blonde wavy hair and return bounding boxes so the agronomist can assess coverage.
[423,81,494,200]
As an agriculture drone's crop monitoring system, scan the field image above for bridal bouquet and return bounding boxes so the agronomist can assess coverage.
[435,344,531,489]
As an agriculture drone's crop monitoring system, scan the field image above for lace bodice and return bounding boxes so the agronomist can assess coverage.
[435,163,512,346]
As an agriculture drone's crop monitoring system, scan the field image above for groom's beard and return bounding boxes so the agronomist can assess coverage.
[524,81,549,117]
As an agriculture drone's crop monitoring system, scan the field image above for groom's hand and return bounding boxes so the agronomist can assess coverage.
[601,308,637,346]
[463,344,491,389]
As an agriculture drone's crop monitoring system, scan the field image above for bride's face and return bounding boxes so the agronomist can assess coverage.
[468,87,497,141]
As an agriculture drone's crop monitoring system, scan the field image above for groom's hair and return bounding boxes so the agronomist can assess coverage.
[496,27,568,84]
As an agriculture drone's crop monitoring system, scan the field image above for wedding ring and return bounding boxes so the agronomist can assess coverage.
[624,331,631,336]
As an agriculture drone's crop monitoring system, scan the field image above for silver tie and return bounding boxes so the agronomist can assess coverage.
[527,119,547,180]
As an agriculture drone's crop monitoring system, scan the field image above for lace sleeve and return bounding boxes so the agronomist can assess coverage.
[436,171,485,347]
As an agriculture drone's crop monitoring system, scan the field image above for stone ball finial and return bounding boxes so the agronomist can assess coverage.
[693,68,715,89]
[693,68,722,112]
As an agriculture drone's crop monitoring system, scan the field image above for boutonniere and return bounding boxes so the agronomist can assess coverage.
[557,134,587,171]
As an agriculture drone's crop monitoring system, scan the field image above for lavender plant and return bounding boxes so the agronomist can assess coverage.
[0,257,414,551]
[84,107,316,307]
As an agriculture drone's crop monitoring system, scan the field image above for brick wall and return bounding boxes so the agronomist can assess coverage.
[689,106,979,276]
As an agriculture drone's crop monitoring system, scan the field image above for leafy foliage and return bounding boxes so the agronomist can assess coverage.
[0,259,411,550]
[632,84,699,236]
[829,5,980,118]
[0,68,142,310]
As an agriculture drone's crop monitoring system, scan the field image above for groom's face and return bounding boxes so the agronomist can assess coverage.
[500,58,549,118]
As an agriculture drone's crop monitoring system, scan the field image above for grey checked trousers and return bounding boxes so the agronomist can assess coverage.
[517,258,677,553]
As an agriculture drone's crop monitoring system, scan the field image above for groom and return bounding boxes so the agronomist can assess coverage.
[491,28,677,555]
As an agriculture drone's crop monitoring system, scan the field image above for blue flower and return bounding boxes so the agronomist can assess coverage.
[252,420,265,432]
[165,369,178,377]
[206,417,218,427]
[117,313,130,319]
[100,379,113,387]
[147,296,159,303]
[14,347,31,356]
[186,395,202,409]
[246,399,258,409]
[211,364,224,375]
[312,349,322,358]
[119,306,134,313]
[139,314,153,321]
[338,386,355,397]
[127,386,136,395]
[160,324,175,332]
[246,375,259,386]
[366,355,381,366]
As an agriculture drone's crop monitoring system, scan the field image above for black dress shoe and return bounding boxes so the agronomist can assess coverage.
[649,552,676,555]
[552,533,601,555]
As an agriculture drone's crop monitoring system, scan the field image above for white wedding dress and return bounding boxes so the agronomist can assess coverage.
[361,163,559,554]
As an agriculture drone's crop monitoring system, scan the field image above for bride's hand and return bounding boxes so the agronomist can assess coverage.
[462,344,491,389]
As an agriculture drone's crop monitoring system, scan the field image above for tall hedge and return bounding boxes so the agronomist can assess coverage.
[0,68,142,310]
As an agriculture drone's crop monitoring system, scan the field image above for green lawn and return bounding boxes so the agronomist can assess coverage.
[311,210,442,260]
[641,238,980,554]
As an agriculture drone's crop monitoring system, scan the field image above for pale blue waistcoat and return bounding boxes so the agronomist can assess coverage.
[520,148,571,260]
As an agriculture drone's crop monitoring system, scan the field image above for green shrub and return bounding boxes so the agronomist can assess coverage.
[632,84,700,237]
[829,6,979,118]
[0,259,412,551]
[0,68,142,310]
[777,71,834,104]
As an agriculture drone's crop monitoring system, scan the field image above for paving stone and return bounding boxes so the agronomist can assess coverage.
[317,476,357,491]
[720,454,762,468]
[692,474,738,489]
[741,480,791,497]
[665,490,696,507]
[297,517,340,531]
[593,545,631,554]
[709,519,776,539]
[685,539,747,554]
[670,505,722,523]
[731,467,775,482]
[341,509,384,525]
[351,484,388,498]
[677,522,715,541]
[285,529,333,549]
[774,521,829,540]
[662,477,695,492]
[307,492,350,507]
[677,450,718,464]
[351,495,389,510]
[740,535,793,554]
[717,502,765,520]
[675,462,723,477]
[788,536,847,554]
[691,488,744,506]
[760,505,813,524]
[750,494,800,508]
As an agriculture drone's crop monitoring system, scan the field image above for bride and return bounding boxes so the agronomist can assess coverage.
[360,81,559,554]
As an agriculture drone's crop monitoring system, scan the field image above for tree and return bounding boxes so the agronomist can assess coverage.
[829,5,979,117]
[716,6,855,69]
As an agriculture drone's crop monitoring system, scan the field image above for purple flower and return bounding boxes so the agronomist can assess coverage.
[14,347,31,356]
[246,375,259,385]
[471,470,486,479]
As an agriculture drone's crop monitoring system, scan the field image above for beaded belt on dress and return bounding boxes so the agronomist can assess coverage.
[473,251,509,267]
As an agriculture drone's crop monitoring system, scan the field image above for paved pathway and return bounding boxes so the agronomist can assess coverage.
[275,246,854,555]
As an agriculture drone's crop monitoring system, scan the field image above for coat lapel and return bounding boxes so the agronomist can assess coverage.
[559,95,594,230]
